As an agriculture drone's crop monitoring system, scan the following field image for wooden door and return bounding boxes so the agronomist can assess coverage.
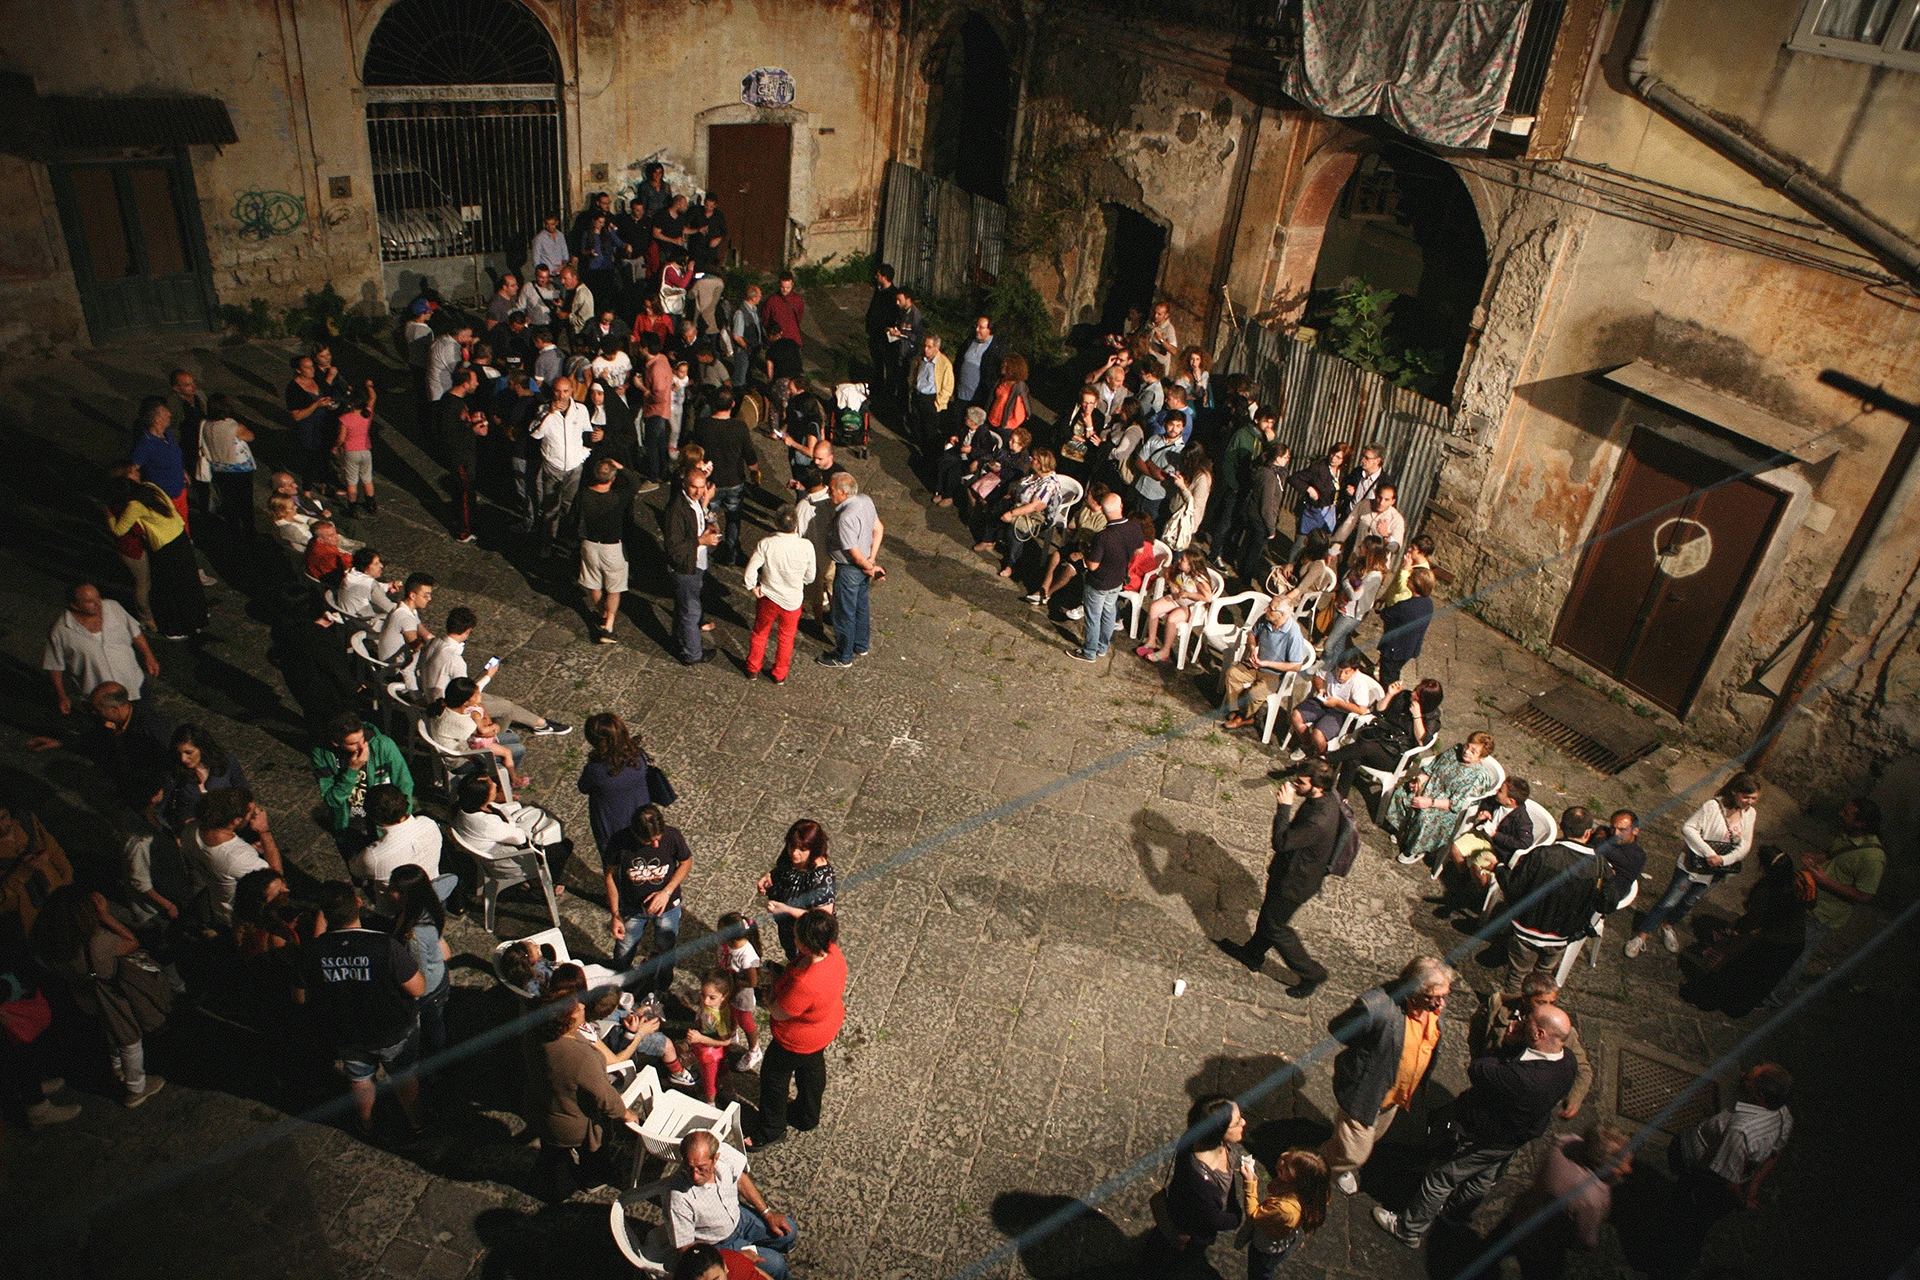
[51,156,215,340]
[1554,427,1785,715]
[706,124,791,270]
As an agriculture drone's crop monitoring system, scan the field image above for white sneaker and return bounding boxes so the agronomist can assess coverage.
[742,1045,765,1072]
[668,1067,698,1089]
[1661,924,1681,953]
[1063,606,1084,621]
[1624,934,1647,959]
[1396,851,1423,866]
[1335,1171,1358,1195]
[28,1099,81,1127]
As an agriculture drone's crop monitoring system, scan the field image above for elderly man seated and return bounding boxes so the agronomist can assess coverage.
[666,1130,798,1279]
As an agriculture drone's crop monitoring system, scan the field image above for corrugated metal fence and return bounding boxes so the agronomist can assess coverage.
[879,161,1006,297]
[1216,321,1454,537]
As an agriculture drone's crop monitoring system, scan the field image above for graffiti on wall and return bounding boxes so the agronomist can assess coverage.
[231,190,306,239]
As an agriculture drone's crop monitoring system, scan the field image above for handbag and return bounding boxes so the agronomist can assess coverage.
[90,946,173,1046]
[0,987,53,1045]
[1011,510,1046,538]
[645,758,678,806]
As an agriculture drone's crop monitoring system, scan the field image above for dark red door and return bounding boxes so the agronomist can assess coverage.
[1554,427,1785,716]
[707,123,791,270]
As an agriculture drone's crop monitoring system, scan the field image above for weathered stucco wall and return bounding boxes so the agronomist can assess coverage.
[0,154,88,354]
[1576,0,1920,243]
[0,0,903,345]
[1438,200,1920,783]
[1008,15,1290,347]
[557,0,901,266]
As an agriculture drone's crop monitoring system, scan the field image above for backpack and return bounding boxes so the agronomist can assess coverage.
[1327,794,1361,878]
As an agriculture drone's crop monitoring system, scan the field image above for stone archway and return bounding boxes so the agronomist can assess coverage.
[1264,141,1367,326]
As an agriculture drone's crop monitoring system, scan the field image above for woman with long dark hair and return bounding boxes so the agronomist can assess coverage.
[162,724,249,830]
[1327,677,1443,802]
[1149,1095,1247,1270]
[31,884,168,1107]
[105,475,207,640]
[386,864,452,1056]
[758,819,835,961]
[577,711,653,861]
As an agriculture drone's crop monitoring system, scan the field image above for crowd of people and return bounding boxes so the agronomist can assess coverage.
[3,176,1884,1280]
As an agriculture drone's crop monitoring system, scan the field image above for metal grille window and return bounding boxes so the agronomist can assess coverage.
[1788,0,1920,70]
[366,93,564,261]
[362,0,565,265]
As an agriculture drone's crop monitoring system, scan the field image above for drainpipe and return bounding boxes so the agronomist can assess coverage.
[1626,0,1920,289]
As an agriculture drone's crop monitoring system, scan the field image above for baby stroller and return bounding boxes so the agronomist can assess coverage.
[832,382,872,459]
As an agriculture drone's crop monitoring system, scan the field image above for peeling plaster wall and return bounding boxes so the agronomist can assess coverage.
[1008,17,1290,345]
[1436,197,1920,787]
[0,0,902,346]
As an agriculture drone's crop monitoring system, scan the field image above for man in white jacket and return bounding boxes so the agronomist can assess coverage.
[742,508,818,685]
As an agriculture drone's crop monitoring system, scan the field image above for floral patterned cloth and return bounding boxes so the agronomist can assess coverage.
[1282,0,1531,149]
[1382,744,1497,863]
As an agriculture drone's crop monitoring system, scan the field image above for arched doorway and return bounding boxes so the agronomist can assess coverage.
[363,0,564,303]
[925,12,1015,202]
[1098,204,1167,334]
[1306,142,1487,395]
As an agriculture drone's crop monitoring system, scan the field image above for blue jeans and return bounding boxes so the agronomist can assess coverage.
[1300,504,1337,537]
[1081,583,1122,658]
[1639,868,1713,939]
[831,564,871,661]
[1320,613,1362,672]
[643,415,671,482]
[714,483,746,561]
[716,1204,799,1280]
[1135,492,1166,523]
[729,345,752,388]
[613,903,682,992]
[673,570,705,662]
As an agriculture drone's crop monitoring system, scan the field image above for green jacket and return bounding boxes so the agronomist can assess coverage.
[309,723,414,832]
[1221,422,1264,493]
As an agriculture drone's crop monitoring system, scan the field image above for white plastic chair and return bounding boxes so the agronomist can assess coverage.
[609,1065,751,1275]
[490,926,572,996]
[1051,474,1085,523]
[1557,879,1640,985]
[1479,803,1560,915]
[1181,589,1271,671]
[1167,568,1227,670]
[381,680,425,747]
[1289,588,1326,635]
[1121,541,1174,638]
[452,808,562,932]
[1356,730,1439,820]
[415,716,514,804]
[1248,641,1317,744]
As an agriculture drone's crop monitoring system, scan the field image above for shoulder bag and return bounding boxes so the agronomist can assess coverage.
[645,756,678,806]
[89,945,173,1047]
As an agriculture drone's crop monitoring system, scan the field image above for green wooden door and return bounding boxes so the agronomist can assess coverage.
[51,155,215,340]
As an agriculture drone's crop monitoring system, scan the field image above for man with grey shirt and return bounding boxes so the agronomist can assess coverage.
[666,1131,798,1277]
[817,473,884,668]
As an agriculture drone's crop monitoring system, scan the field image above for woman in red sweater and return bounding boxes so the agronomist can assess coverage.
[751,908,845,1147]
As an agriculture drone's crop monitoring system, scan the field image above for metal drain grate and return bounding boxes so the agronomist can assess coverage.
[1509,698,1661,775]
[1616,1048,1720,1135]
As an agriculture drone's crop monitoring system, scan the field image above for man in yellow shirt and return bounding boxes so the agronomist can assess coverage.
[1319,955,1456,1196]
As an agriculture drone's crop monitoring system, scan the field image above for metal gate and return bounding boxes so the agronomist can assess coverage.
[879,161,1006,296]
[365,86,563,264]
[1215,320,1454,537]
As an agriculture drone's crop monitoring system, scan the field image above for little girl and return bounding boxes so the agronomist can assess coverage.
[1241,1148,1330,1278]
[715,912,764,1071]
[498,937,558,996]
[683,973,742,1102]
[668,358,691,454]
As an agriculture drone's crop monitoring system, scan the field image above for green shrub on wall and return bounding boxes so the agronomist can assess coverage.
[219,283,384,346]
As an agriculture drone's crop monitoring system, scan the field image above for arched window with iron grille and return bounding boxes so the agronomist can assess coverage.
[363,0,565,270]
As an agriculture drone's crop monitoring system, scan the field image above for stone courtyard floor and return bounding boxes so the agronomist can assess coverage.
[2,288,1914,1279]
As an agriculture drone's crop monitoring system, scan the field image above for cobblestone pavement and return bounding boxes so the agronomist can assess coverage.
[3,291,1914,1279]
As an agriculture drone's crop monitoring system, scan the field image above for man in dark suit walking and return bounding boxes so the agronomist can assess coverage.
[661,470,720,665]
[1217,758,1345,998]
